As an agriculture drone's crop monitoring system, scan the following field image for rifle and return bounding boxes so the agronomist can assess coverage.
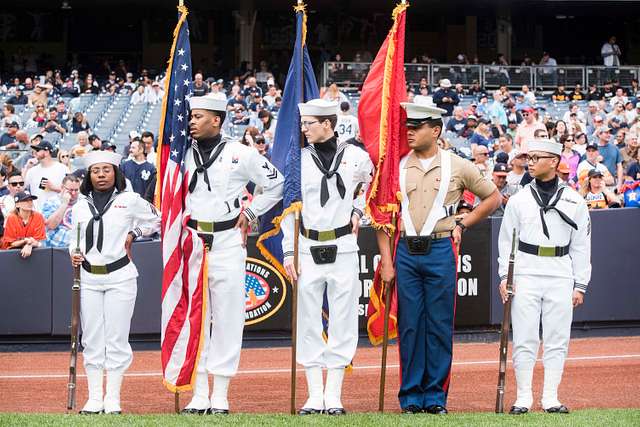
[67,223,82,411]
[495,229,517,413]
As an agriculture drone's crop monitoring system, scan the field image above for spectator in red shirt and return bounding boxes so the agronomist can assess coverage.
[1,191,45,258]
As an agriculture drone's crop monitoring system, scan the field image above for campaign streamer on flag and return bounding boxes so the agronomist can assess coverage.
[156,5,207,393]
[358,2,410,346]
[256,2,318,277]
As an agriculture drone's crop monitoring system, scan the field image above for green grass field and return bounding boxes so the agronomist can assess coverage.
[1,409,639,427]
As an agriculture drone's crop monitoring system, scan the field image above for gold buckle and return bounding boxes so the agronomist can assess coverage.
[90,264,108,274]
[196,221,214,233]
[537,246,555,257]
[317,229,337,241]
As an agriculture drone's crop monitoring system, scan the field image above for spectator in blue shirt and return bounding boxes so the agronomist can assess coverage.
[469,117,494,150]
[595,126,624,189]
[120,140,156,201]
[432,79,459,117]
[41,175,81,248]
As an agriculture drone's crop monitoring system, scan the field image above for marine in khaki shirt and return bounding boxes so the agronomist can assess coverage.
[403,150,496,234]
[376,95,500,414]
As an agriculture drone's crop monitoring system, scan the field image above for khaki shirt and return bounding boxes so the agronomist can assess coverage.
[403,149,496,233]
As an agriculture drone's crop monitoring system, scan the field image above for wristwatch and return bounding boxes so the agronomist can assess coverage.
[455,220,467,233]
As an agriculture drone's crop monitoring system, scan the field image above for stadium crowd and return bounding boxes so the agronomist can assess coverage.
[1,60,639,253]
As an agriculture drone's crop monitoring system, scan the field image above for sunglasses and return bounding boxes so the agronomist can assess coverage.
[60,155,70,158]
[254,140,266,145]
[9,181,25,187]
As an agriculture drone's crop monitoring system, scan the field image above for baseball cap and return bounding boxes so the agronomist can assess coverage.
[101,142,117,151]
[586,142,599,151]
[7,121,19,129]
[33,140,53,151]
[14,191,38,203]
[558,161,571,174]
[495,152,509,164]
[493,163,510,175]
[466,114,478,121]
[596,126,612,135]
[30,134,43,143]
[587,168,604,178]
[88,134,101,142]
[521,106,535,113]
[477,117,491,125]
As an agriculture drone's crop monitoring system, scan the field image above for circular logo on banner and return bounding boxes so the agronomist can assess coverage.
[244,258,287,325]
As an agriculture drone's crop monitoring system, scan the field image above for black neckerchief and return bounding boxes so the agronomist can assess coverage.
[309,136,347,207]
[86,188,117,253]
[189,134,226,193]
[530,177,578,239]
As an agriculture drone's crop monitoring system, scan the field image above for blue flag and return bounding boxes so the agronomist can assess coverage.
[257,4,319,276]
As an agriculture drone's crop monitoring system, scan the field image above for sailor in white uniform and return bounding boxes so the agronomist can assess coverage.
[181,94,283,414]
[70,150,161,414]
[498,138,591,415]
[282,99,373,415]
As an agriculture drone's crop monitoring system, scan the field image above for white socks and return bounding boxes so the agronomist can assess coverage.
[82,367,104,413]
[185,371,210,410]
[104,371,124,413]
[541,368,564,409]
[211,375,231,410]
[303,367,324,410]
[324,368,345,410]
[513,368,534,409]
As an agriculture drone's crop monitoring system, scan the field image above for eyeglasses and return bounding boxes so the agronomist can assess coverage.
[9,181,25,187]
[300,120,319,129]
[526,154,557,163]
[254,140,266,145]
[565,138,574,142]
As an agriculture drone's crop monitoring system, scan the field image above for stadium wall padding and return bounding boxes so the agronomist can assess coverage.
[0,208,638,337]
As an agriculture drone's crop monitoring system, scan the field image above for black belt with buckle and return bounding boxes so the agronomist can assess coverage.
[300,220,352,242]
[187,216,239,234]
[518,241,570,257]
[188,216,240,251]
[82,255,130,275]
[400,231,454,255]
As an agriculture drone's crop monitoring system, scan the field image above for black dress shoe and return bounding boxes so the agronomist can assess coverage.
[298,408,323,415]
[425,405,448,414]
[326,408,346,416]
[208,408,229,415]
[180,408,208,415]
[509,406,529,415]
[402,405,423,414]
[544,405,569,414]
[78,410,103,415]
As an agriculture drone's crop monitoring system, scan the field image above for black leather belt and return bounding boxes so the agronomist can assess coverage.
[300,221,352,242]
[518,241,570,257]
[400,230,454,240]
[82,255,130,275]
[187,216,239,234]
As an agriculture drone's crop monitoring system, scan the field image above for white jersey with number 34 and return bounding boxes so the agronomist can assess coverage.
[336,115,359,143]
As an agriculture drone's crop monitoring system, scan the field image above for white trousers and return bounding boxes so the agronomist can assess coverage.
[80,278,137,372]
[196,244,247,377]
[296,251,360,369]
[511,274,574,371]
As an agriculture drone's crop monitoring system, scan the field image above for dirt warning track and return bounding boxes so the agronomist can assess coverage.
[0,336,638,414]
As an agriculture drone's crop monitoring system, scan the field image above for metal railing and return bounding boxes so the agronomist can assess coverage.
[323,62,640,91]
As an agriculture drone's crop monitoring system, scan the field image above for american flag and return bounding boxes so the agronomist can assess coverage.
[156,5,207,393]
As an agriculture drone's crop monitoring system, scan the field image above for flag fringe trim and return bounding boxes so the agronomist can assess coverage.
[364,2,408,234]
[154,4,188,209]
[293,3,307,47]
[256,201,302,279]
[366,285,399,346]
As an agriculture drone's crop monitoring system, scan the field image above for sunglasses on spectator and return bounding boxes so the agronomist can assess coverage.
[254,140,266,145]
[477,152,489,156]
[9,181,25,187]
[521,113,529,116]
[60,155,70,158]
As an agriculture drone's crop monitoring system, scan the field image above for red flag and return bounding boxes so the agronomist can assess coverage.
[359,2,409,346]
